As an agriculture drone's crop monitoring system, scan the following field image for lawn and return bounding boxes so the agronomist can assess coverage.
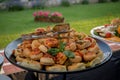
[0,2,120,49]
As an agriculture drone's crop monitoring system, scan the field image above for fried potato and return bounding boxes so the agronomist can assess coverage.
[83,52,97,62]
[29,53,43,60]
[88,44,99,54]
[13,25,104,71]
[13,49,22,57]
[20,60,42,70]
[68,63,86,71]
[40,57,55,65]
[85,57,101,67]
[22,48,31,58]
[46,65,67,72]
[31,40,41,50]
[55,52,67,65]
[16,57,42,70]
[70,56,82,63]
[16,56,25,62]
[39,45,48,53]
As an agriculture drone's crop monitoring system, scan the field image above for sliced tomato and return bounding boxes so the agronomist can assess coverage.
[105,32,112,38]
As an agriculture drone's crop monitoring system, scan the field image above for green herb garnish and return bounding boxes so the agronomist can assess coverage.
[47,48,59,56]
[94,31,99,36]
[59,41,66,52]
[47,41,75,58]
[63,50,75,58]
[114,30,120,37]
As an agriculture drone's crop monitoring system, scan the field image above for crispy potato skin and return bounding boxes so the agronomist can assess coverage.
[55,52,67,65]
[68,63,86,71]
[40,57,55,65]
[46,65,67,72]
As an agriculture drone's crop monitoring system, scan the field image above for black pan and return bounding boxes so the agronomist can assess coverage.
[4,37,112,74]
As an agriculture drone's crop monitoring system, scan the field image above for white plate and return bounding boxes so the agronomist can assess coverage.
[90,26,120,43]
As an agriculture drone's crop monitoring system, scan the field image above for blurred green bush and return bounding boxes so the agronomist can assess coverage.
[111,0,119,2]
[61,0,70,7]
[8,5,24,11]
[81,0,89,4]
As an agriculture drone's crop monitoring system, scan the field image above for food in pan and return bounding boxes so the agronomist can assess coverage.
[94,18,120,42]
[46,64,67,72]
[12,23,103,72]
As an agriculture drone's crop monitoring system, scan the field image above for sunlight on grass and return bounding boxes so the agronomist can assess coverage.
[70,16,116,34]
[0,2,120,49]
[0,34,19,49]
[0,16,118,49]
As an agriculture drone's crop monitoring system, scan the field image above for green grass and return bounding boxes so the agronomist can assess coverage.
[0,2,120,49]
